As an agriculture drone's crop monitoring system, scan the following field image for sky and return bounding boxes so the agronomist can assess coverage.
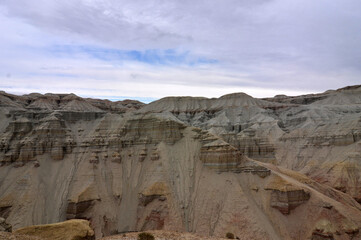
[0,0,360,102]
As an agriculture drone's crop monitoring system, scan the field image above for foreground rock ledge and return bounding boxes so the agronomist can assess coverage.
[14,219,95,240]
[100,230,229,240]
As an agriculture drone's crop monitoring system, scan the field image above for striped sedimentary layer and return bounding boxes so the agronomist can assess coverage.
[200,138,243,172]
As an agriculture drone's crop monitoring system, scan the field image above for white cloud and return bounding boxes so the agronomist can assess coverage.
[0,0,360,100]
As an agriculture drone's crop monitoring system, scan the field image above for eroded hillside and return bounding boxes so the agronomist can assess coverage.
[0,86,360,240]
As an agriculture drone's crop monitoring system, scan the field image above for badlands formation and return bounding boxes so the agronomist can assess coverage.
[0,86,360,240]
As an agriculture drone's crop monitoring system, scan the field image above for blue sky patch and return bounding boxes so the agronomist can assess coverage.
[80,94,158,103]
[49,45,218,66]
[106,96,158,104]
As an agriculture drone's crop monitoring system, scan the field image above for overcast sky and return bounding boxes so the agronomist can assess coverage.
[0,0,360,102]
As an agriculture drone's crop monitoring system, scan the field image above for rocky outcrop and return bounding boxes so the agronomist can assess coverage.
[0,113,75,163]
[14,219,95,240]
[121,115,186,145]
[265,175,310,214]
[200,139,243,172]
[311,219,336,240]
[269,189,310,215]
[223,130,275,161]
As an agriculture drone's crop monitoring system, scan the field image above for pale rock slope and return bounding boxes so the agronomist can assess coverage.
[0,86,360,240]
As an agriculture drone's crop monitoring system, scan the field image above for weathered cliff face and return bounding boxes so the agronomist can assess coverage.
[142,85,361,202]
[0,86,361,240]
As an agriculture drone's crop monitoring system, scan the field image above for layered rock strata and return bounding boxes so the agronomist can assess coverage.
[0,86,361,240]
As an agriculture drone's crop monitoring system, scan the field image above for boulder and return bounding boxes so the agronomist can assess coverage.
[14,219,94,240]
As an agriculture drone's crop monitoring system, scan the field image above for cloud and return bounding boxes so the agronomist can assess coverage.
[0,0,360,100]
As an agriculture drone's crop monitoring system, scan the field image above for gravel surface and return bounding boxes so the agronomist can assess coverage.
[0,232,43,240]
